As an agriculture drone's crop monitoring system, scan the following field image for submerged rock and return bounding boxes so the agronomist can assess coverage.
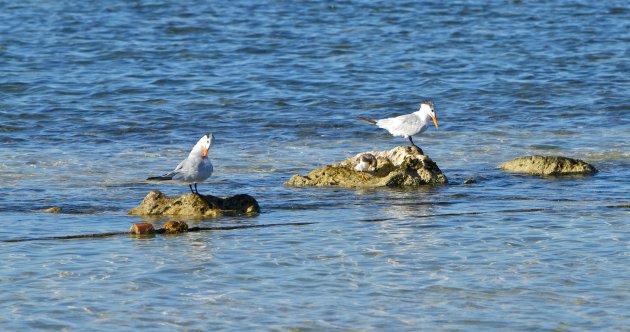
[284,146,447,188]
[42,207,62,213]
[498,156,597,176]
[128,191,260,218]
[607,204,630,209]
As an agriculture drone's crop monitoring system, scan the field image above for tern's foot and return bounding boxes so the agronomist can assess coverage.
[409,145,424,155]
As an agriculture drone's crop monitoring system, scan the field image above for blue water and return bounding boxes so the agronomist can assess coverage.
[2,0,630,330]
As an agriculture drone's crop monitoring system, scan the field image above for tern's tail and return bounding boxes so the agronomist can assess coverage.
[357,117,377,125]
[147,176,173,181]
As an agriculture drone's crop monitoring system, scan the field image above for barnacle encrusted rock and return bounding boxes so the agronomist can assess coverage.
[498,156,597,176]
[284,146,447,188]
[128,191,260,217]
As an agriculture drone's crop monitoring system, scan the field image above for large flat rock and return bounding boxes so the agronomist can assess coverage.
[129,191,260,218]
[498,156,597,176]
[284,146,447,188]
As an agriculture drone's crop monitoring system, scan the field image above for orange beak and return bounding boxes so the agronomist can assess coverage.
[431,114,439,129]
[202,147,208,158]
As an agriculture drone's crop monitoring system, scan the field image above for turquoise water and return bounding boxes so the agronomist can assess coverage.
[1,1,630,330]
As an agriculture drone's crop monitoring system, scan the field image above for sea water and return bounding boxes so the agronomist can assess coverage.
[1,1,629,330]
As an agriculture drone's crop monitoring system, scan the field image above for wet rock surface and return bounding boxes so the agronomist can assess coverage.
[128,191,260,218]
[498,156,598,176]
[284,146,448,188]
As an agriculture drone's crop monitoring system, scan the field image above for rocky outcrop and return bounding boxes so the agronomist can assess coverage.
[128,191,260,218]
[284,146,447,188]
[498,156,597,176]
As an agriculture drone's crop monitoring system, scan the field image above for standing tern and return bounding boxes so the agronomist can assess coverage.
[147,133,214,195]
[358,100,439,148]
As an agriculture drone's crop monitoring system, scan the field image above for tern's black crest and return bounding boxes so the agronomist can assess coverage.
[421,100,435,114]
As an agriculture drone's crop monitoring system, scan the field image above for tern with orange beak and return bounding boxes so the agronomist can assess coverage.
[358,100,439,149]
[147,133,214,194]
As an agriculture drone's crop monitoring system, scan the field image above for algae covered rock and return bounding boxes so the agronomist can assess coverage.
[284,146,447,188]
[162,220,189,233]
[498,156,597,176]
[129,191,260,218]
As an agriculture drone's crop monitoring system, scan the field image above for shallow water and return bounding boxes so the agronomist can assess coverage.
[1,0,630,330]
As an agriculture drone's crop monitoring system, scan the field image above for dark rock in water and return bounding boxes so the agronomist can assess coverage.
[284,146,447,188]
[128,191,260,218]
[162,220,189,233]
[463,178,477,185]
[498,156,597,176]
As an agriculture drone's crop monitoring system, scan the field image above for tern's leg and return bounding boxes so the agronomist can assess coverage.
[194,183,199,195]
[408,136,419,148]
[189,184,195,194]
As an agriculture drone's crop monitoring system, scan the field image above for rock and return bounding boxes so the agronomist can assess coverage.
[128,191,260,218]
[498,156,597,176]
[607,204,630,209]
[129,223,156,235]
[162,220,189,233]
[42,207,62,213]
[284,146,447,188]
[463,178,477,185]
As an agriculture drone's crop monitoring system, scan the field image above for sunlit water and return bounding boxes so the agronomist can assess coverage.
[1,1,629,330]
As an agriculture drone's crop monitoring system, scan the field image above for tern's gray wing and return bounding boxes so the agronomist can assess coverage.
[376,113,422,137]
[162,158,187,178]
[147,158,186,181]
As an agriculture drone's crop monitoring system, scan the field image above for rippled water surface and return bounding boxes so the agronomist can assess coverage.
[1,1,630,330]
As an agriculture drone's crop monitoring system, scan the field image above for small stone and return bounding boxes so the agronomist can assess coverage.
[498,156,597,176]
[463,178,477,184]
[129,223,156,235]
[43,207,62,213]
[162,220,189,233]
